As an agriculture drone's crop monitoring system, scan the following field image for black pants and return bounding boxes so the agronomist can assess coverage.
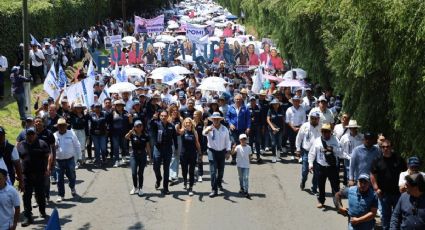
[23,174,45,217]
[249,125,262,159]
[153,147,171,191]
[287,127,299,156]
[197,150,205,177]
[317,164,339,204]
[181,151,197,188]
[30,65,44,84]
[86,135,93,159]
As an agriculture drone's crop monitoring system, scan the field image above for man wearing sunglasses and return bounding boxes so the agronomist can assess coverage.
[370,139,407,230]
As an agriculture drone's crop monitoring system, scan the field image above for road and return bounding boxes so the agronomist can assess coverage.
[17,154,348,230]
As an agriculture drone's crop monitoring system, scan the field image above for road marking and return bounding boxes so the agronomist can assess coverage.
[182,196,193,230]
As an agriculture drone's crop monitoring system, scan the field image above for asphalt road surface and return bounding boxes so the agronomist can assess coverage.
[17,154,348,230]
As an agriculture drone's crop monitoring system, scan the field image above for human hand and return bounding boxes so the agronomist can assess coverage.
[350,217,360,225]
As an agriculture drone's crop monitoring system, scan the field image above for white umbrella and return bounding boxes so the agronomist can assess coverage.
[167,20,177,25]
[125,67,146,77]
[122,36,137,44]
[277,79,306,88]
[150,67,178,80]
[198,77,227,92]
[175,35,187,41]
[156,35,177,43]
[169,66,192,75]
[283,68,307,80]
[168,23,180,29]
[153,42,166,48]
[108,82,137,93]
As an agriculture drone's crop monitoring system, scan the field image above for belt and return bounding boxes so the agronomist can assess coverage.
[57,156,74,161]
[208,148,226,154]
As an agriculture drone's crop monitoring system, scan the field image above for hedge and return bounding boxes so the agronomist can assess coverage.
[0,0,110,65]
[218,0,425,159]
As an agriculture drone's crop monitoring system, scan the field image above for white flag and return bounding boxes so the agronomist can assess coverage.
[87,59,96,81]
[65,77,95,107]
[43,64,61,99]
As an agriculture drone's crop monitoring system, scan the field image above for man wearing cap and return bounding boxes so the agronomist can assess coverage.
[42,42,54,76]
[53,118,81,202]
[0,127,23,189]
[302,87,317,115]
[334,173,378,230]
[69,103,89,168]
[308,95,334,126]
[0,52,7,100]
[370,139,406,230]
[267,98,285,163]
[247,96,263,163]
[17,127,51,226]
[339,120,364,186]
[16,116,35,142]
[308,123,344,208]
[180,98,196,119]
[29,44,45,83]
[0,168,20,230]
[177,91,187,110]
[391,173,425,229]
[150,110,178,195]
[286,95,306,161]
[203,112,231,197]
[10,66,31,121]
[399,156,425,193]
[349,132,381,186]
[296,112,321,191]
[226,94,251,165]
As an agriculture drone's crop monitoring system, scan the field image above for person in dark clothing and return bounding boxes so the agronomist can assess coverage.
[17,127,51,227]
[89,103,109,167]
[371,139,407,230]
[69,103,89,168]
[0,127,23,190]
[178,118,201,196]
[125,120,151,196]
[247,96,263,163]
[10,66,31,121]
[150,110,178,195]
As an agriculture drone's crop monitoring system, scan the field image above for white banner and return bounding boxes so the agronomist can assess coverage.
[186,23,208,43]
[146,15,165,33]
[65,78,95,107]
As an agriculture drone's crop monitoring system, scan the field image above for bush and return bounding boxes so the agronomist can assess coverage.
[218,0,425,159]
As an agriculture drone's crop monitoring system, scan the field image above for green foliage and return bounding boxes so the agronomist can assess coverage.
[219,0,425,158]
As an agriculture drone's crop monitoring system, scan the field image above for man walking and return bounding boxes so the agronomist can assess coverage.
[53,118,81,202]
[203,112,231,198]
[286,95,306,161]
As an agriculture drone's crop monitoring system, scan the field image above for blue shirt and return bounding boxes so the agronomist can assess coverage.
[349,145,381,181]
[390,192,425,229]
[226,104,251,131]
[341,186,377,230]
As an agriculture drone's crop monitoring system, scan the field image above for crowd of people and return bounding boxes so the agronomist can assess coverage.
[1,0,424,229]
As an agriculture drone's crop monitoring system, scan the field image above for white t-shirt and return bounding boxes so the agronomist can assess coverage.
[0,184,20,230]
[398,170,425,187]
[235,145,251,168]
[29,49,45,67]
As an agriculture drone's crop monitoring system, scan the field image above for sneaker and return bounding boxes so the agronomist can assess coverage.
[40,212,48,219]
[239,189,245,194]
[113,162,119,168]
[21,216,33,227]
[130,187,138,195]
[300,182,305,190]
[138,189,144,196]
[121,159,126,165]
[183,183,187,190]
[272,157,277,163]
[316,203,324,209]
[298,158,303,163]
[265,147,270,152]
[51,176,57,185]
[291,156,295,161]
[209,191,218,198]
[56,196,64,203]
[71,188,77,197]
[188,188,194,196]
[197,176,203,182]
[218,186,224,192]
[32,201,38,208]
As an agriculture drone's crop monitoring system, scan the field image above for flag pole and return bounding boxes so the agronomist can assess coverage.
[23,0,31,119]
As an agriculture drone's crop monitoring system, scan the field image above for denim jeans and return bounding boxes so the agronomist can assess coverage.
[130,155,147,189]
[379,193,400,230]
[92,135,107,163]
[153,146,172,191]
[56,157,76,197]
[301,149,309,184]
[269,130,283,157]
[13,92,26,120]
[238,167,249,192]
[249,125,262,158]
[169,136,182,179]
[208,149,226,192]
[112,135,127,164]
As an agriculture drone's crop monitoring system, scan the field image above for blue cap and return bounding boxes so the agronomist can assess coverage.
[292,95,301,100]
[270,99,281,105]
[42,100,49,105]
[408,156,421,168]
[249,96,256,101]
[133,120,143,127]
[358,173,370,182]
[200,97,207,103]
[310,111,320,118]
[133,100,140,105]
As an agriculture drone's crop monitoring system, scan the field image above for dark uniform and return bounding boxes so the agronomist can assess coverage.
[180,130,197,188]
[247,102,262,160]
[129,133,150,189]
[0,141,16,183]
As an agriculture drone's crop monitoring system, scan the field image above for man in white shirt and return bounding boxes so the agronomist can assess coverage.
[29,44,45,83]
[0,53,8,99]
[286,95,306,161]
[333,113,350,140]
[53,118,81,202]
[308,95,334,127]
[308,123,343,208]
[296,112,321,191]
[0,168,20,230]
[339,120,364,186]
[203,112,231,198]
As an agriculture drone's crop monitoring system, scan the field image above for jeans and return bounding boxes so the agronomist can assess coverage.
[169,136,182,179]
[197,151,204,177]
[23,174,45,217]
[269,130,283,157]
[130,155,147,189]
[72,129,86,162]
[112,135,127,164]
[92,135,107,163]
[238,167,249,192]
[249,125,262,158]
[208,149,226,192]
[13,92,26,120]
[153,146,172,191]
[379,193,400,230]
[74,48,82,61]
[181,151,196,187]
[56,157,76,197]
[343,159,350,186]
[317,164,339,204]
[301,149,309,184]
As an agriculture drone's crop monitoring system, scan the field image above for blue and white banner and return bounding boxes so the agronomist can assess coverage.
[186,23,208,44]
[43,64,61,99]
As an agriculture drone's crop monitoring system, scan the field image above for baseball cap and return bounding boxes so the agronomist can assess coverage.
[358,174,370,182]
[318,95,327,102]
[249,96,256,101]
[292,95,301,100]
[134,120,143,127]
[239,134,248,140]
[26,127,36,134]
[364,132,377,139]
[407,156,421,168]
[310,111,320,118]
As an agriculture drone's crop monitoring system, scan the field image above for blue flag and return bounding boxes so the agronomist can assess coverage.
[58,65,68,88]
[30,34,41,47]
[45,208,61,230]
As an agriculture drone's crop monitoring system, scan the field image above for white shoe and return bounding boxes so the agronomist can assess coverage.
[265,147,270,152]
[113,162,119,168]
[56,196,63,203]
[291,156,295,160]
[189,190,194,196]
[298,158,303,163]
[272,157,277,163]
[121,159,126,164]
[198,176,203,182]
[130,187,138,195]
[138,189,144,196]
[32,202,38,208]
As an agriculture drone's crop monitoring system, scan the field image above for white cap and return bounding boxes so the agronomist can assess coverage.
[239,134,248,140]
